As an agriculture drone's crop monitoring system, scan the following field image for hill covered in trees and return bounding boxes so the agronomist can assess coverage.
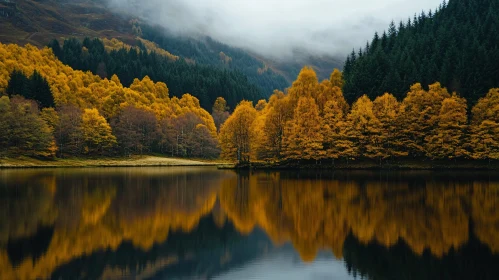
[139,25,290,95]
[48,37,263,110]
[343,0,499,104]
[0,43,229,159]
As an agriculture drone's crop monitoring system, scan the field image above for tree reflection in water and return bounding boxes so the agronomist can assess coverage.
[1,169,499,279]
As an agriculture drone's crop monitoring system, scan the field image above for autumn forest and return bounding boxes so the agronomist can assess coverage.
[3,0,499,278]
[220,67,499,164]
[1,42,499,164]
[1,0,499,166]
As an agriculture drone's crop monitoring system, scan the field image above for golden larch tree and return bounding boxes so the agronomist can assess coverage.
[469,88,499,160]
[322,100,355,160]
[373,93,407,159]
[288,66,319,106]
[397,83,450,157]
[316,79,349,116]
[425,94,468,159]
[81,108,117,154]
[249,111,268,161]
[330,68,344,89]
[282,97,324,161]
[219,101,257,162]
[346,95,383,160]
[262,91,293,160]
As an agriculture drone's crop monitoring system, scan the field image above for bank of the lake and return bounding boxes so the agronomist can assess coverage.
[234,159,499,170]
[0,156,230,169]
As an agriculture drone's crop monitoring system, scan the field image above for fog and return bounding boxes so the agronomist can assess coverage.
[106,0,442,60]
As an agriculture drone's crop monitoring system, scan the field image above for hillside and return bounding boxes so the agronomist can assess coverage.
[0,0,341,97]
[139,24,342,91]
[343,0,499,104]
[0,0,134,46]
[48,37,263,110]
[0,43,223,159]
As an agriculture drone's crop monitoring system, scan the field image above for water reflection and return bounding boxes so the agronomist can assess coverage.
[1,169,499,279]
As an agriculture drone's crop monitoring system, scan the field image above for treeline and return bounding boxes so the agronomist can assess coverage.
[48,37,264,110]
[0,43,228,158]
[140,24,290,95]
[220,67,499,163]
[343,0,499,104]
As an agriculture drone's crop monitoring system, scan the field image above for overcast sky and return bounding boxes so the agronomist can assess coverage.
[107,0,442,60]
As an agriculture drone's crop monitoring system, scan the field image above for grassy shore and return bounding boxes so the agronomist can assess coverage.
[0,156,230,168]
[4,156,497,170]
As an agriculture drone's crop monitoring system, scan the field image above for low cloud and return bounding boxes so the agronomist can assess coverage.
[106,0,441,60]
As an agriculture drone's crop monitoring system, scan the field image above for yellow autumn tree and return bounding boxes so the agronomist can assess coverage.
[81,108,117,154]
[219,101,257,162]
[288,66,319,106]
[330,68,344,89]
[282,97,324,161]
[322,100,355,160]
[261,91,293,161]
[346,95,384,161]
[397,83,450,157]
[373,93,407,159]
[469,88,499,160]
[250,111,268,161]
[425,93,468,159]
[316,79,349,116]
[0,42,218,156]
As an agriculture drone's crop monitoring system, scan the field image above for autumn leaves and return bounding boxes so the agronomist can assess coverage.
[2,41,499,162]
[220,66,499,163]
[0,43,220,158]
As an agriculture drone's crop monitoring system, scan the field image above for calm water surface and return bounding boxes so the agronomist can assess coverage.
[1,167,499,280]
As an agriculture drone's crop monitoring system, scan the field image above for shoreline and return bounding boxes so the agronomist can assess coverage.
[0,156,231,169]
[3,157,499,170]
[233,159,499,170]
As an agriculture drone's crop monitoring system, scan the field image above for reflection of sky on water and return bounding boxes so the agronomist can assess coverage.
[215,246,353,280]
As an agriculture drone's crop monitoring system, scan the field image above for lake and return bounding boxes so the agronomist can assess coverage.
[1,167,499,280]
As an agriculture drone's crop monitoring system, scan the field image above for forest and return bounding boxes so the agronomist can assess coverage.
[2,39,499,164]
[48,37,264,110]
[1,0,499,164]
[220,67,499,164]
[0,43,227,159]
[343,0,499,104]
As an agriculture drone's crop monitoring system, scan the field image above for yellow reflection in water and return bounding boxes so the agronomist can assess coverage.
[1,169,499,279]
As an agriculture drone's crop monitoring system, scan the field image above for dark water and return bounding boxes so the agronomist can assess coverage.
[1,168,499,280]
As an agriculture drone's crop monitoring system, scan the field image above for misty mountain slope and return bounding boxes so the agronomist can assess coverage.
[140,24,343,92]
[140,25,289,94]
[343,0,499,104]
[0,0,342,98]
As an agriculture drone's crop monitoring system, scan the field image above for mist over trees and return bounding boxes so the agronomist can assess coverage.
[139,25,290,95]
